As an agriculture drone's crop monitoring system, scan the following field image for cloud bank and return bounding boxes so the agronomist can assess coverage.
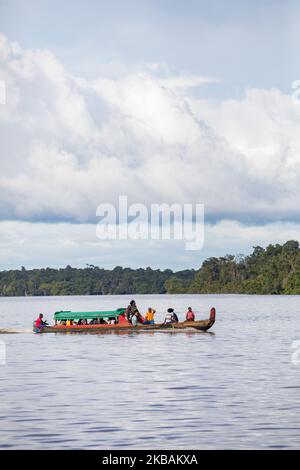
[1,219,300,271]
[1,33,300,224]
[1,33,300,269]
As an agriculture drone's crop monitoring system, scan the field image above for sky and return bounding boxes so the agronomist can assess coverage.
[0,0,300,270]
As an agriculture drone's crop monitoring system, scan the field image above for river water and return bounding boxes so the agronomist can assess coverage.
[0,294,299,449]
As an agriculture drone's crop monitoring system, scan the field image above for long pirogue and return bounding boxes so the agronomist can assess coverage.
[33,308,216,333]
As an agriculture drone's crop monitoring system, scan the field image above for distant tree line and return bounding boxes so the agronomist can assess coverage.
[1,241,300,296]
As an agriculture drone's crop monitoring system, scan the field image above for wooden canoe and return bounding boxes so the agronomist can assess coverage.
[33,308,216,334]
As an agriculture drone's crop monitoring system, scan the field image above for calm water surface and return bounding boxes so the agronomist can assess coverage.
[0,294,299,449]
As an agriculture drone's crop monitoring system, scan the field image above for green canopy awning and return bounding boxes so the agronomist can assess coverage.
[54,308,126,321]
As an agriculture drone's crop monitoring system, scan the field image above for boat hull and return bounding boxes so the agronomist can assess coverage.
[33,318,215,334]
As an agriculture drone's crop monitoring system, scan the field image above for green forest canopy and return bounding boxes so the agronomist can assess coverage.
[1,240,300,296]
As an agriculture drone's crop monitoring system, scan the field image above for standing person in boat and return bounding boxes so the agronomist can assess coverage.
[185,307,195,321]
[35,313,48,328]
[125,300,140,323]
[144,307,156,325]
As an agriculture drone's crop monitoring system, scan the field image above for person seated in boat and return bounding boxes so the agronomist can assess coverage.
[164,308,178,324]
[185,307,195,321]
[107,317,116,325]
[66,319,73,326]
[130,310,143,326]
[144,307,156,325]
[99,318,107,324]
[35,313,48,328]
[170,308,179,323]
[131,312,139,326]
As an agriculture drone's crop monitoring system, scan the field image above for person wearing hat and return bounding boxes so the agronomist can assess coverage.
[164,308,179,324]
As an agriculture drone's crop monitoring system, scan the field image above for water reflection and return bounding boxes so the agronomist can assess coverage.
[0,294,299,449]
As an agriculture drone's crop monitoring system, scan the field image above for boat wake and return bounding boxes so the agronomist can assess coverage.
[0,328,32,334]
[157,327,211,333]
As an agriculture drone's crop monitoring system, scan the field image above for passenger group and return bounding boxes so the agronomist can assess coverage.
[36,301,197,327]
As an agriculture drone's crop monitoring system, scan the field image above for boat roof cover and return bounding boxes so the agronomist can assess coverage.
[54,308,126,320]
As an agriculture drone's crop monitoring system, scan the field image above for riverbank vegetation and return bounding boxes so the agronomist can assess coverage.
[1,241,300,296]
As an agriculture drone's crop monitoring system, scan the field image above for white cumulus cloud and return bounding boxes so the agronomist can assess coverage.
[1,33,300,226]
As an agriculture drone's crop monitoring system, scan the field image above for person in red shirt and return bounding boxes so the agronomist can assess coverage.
[35,313,48,328]
[186,307,195,321]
